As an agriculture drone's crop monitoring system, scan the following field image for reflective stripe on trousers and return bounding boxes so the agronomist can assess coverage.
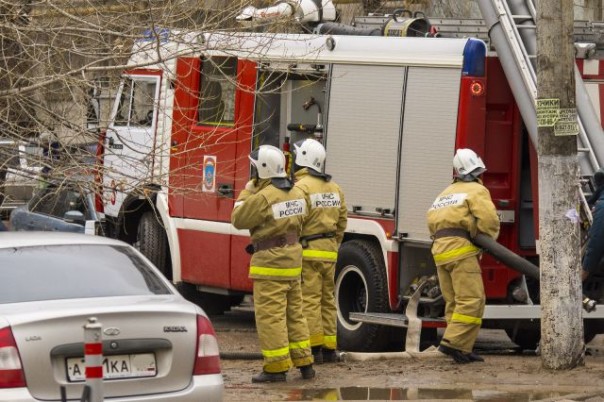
[250,266,302,278]
[302,249,338,261]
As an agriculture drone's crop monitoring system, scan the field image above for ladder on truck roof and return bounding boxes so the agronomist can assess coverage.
[478,0,604,226]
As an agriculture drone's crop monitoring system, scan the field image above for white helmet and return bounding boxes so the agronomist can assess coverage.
[293,138,326,173]
[249,145,287,179]
[453,148,486,178]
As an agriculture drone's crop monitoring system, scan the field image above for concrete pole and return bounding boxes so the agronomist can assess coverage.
[537,0,584,369]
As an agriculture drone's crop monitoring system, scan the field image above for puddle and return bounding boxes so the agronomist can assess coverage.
[284,387,568,401]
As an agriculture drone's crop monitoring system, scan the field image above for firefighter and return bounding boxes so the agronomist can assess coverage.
[426,148,500,364]
[582,168,604,282]
[293,138,347,364]
[231,144,315,383]
[587,168,604,208]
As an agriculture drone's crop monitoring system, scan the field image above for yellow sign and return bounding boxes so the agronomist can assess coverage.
[554,108,579,136]
[537,110,560,127]
[554,121,579,136]
[536,98,561,127]
[536,98,560,109]
[559,108,577,122]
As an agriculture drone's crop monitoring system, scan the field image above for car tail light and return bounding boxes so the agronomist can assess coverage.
[0,326,26,388]
[193,315,221,375]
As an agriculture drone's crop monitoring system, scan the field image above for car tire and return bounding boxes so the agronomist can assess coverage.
[138,211,170,278]
[335,239,392,352]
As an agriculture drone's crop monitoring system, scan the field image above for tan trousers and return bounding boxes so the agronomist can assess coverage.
[437,256,485,353]
[253,279,313,373]
[301,260,337,350]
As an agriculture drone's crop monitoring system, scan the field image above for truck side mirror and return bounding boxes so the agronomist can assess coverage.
[64,210,86,225]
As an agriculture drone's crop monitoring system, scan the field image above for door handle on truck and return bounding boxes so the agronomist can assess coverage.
[217,183,233,198]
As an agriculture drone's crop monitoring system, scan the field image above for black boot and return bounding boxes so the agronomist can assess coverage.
[322,348,337,363]
[467,352,484,362]
[438,344,471,364]
[251,371,287,383]
[311,346,323,364]
[299,364,316,380]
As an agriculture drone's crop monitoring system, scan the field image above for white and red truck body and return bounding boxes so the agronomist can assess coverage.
[97,27,604,350]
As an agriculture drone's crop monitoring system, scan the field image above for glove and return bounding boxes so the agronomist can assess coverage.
[245,179,259,193]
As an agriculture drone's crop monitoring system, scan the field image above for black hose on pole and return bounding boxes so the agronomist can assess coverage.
[473,233,596,312]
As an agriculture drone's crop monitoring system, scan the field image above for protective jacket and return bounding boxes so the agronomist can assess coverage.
[584,191,604,273]
[294,168,347,262]
[426,179,500,265]
[231,179,307,280]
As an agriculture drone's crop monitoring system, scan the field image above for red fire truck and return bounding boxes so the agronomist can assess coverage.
[97,9,604,352]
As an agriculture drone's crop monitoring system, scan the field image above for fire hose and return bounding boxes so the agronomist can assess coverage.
[473,233,597,312]
[342,235,597,363]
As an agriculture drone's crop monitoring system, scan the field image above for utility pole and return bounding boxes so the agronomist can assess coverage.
[537,0,584,369]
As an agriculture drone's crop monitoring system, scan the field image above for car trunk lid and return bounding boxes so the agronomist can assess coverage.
[6,296,200,400]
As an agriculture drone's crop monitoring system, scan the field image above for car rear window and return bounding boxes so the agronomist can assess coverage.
[0,244,171,303]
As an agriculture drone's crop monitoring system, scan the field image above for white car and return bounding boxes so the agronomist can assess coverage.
[0,232,223,401]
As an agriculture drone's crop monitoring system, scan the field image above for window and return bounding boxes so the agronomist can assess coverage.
[114,77,157,127]
[197,57,237,126]
[0,244,171,303]
[30,186,90,219]
[252,70,282,149]
[252,70,326,150]
[22,144,44,169]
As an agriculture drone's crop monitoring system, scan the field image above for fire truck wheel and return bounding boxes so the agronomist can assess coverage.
[137,211,169,278]
[175,282,236,316]
[506,320,600,351]
[505,326,540,351]
[584,320,600,345]
[335,239,392,352]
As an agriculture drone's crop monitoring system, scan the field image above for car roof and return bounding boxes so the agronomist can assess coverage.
[0,232,128,249]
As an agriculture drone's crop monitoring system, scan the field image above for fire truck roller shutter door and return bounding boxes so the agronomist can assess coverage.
[397,67,462,242]
[325,64,405,215]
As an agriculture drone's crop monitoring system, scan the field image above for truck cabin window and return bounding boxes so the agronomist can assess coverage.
[197,57,237,126]
[114,78,157,127]
[252,69,326,149]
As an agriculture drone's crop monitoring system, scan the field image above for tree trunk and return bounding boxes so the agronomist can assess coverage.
[537,0,584,369]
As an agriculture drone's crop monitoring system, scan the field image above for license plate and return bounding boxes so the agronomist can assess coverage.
[66,353,157,382]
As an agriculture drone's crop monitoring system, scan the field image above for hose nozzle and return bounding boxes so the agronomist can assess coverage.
[583,296,597,313]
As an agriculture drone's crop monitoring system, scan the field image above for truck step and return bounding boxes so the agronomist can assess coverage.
[349,312,446,329]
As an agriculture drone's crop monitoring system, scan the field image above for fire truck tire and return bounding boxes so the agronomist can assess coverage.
[584,320,601,345]
[504,326,540,351]
[175,282,242,316]
[137,211,169,277]
[505,321,599,351]
[335,239,392,352]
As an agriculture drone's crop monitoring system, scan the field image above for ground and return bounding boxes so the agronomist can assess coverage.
[213,307,604,402]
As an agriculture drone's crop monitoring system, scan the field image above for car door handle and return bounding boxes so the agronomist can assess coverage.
[217,183,233,198]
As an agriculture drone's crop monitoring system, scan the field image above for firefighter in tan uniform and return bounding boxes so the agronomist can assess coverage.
[426,148,500,364]
[231,145,315,383]
[293,139,347,364]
